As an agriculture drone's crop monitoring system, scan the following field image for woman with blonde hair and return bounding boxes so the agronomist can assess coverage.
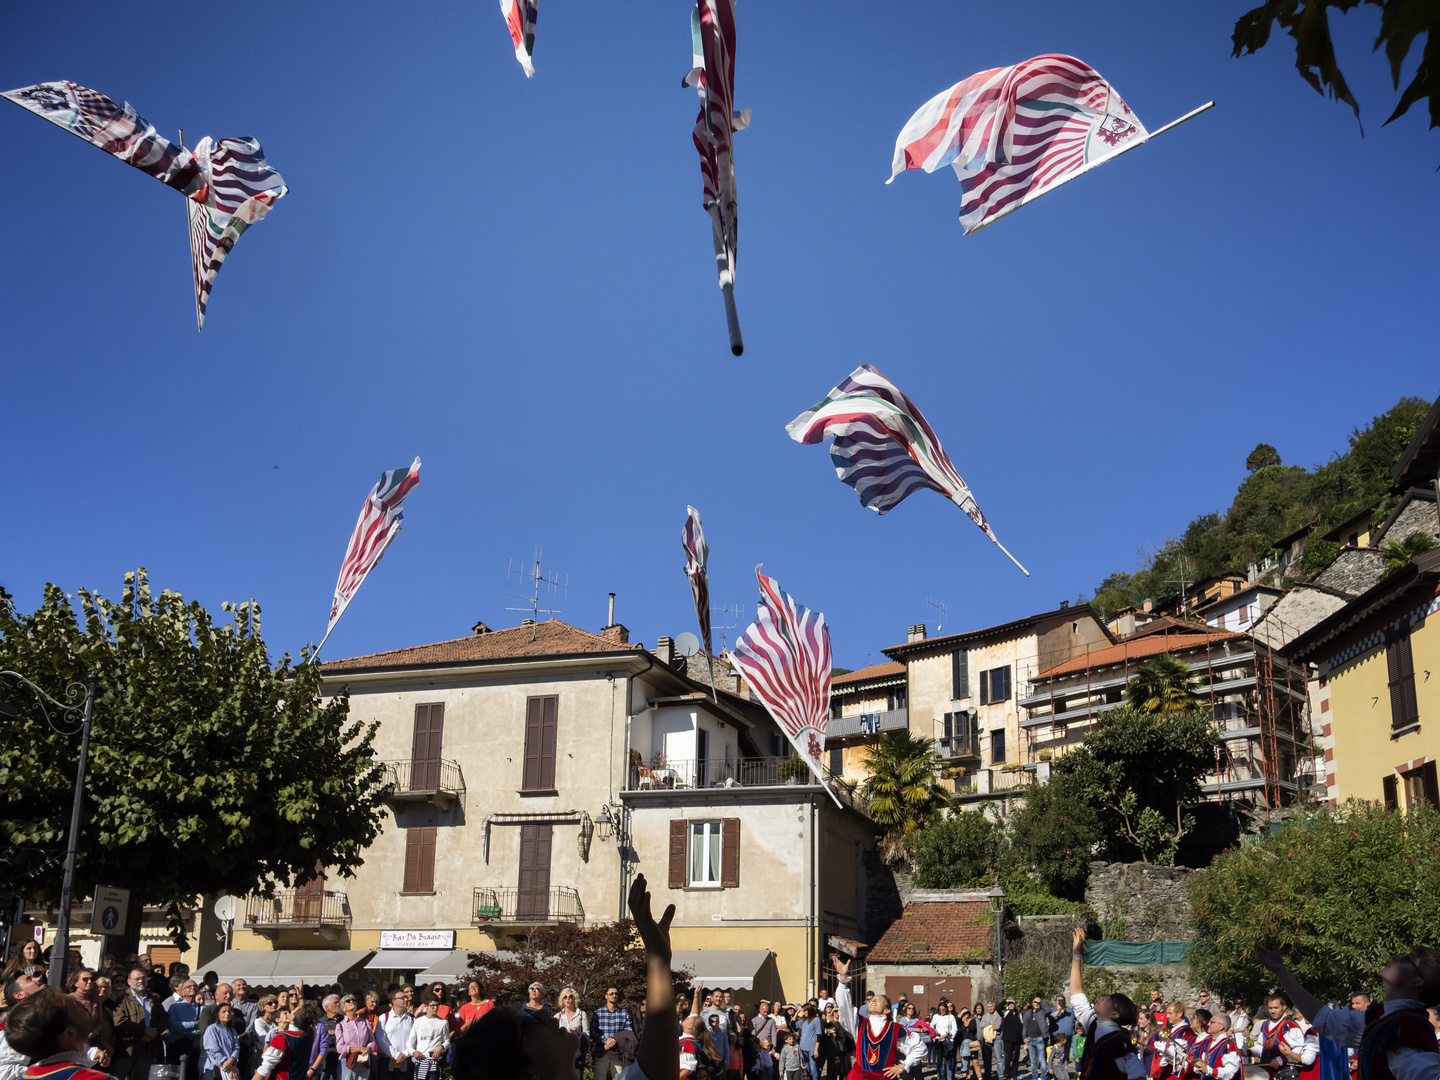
[554,988,587,1070]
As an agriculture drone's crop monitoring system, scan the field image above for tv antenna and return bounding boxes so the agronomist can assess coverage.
[506,545,568,625]
[1164,555,1196,616]
[926,597,949,636]
[712,601,745,652]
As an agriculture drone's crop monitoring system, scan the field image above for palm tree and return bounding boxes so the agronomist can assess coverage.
[1125,653,1201,715]
[1382,531,1435,574]
[861,731,951,864]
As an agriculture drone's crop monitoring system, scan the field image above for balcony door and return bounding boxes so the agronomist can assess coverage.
[517,824,553,919]
[295,873,325,921]
[412,702,445,790]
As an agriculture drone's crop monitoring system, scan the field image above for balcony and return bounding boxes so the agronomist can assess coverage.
[379,758,465,810]
[936,736,980,761]
[950,767,1037,800]
[826,709,909,740]
[626,756,871,816]
[244,889,350,938]
[472,886,584,926]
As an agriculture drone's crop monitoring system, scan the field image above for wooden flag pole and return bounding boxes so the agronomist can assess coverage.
[967,101,1215,236]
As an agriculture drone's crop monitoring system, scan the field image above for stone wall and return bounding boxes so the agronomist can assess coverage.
[1084,862,1195,942]
[1315,548,1388,597]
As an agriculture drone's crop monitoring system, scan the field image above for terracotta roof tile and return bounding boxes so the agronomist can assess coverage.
[832,661,905,686]
[319,619,641,672]
[867,901,994,963]
[1037,629,1248,679]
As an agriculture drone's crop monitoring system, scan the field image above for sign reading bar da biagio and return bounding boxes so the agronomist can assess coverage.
[379,930,455,949]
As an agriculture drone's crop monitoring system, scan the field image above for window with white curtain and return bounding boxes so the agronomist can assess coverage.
[689,820,722,885]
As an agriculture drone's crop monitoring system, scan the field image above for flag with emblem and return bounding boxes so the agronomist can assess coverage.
[729,566,838,802]
[681,505,719,700]
[320,458,422,655]
[3,81,287,329]
[685,0,751,355]
[786,364,1029,575]
[500,0,538,76]
[888,54,1209,234]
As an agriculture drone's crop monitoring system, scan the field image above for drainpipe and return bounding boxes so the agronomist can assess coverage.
[619,651,656,921]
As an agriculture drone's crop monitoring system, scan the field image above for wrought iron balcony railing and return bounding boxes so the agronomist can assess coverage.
[472,886,584,925]
[626,756,871,815]
[379,758,465,808]
[244,888,350,930]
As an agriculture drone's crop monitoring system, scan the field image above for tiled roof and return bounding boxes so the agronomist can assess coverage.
[832,661,905,686]
[867,901,994,964]
[883,605,1112,658]
[1037,628,1247,679]
[319,619,641,672]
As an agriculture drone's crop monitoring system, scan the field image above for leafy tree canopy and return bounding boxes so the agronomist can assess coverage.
[910,810,1004,889]
[1246,443,1282,473]
[1189,801,1440,1003]
[1006,774,1099,899]
[0,570,388,948]
[1091,397,1430,617]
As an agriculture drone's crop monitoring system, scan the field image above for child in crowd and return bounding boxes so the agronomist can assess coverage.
[408,999,450,1080]
[750,1039,775,1080]
[777,1030,804,1080]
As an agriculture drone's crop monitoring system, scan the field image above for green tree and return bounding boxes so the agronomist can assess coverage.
[1381,531,1436,574]
[0,570,388,951]
[1125,654,1203,715]
[1246,443,1282,473]
[1231,1,1440,138]
[911,810,1004,889]
[1189,801,1440,1003]
[1006,774,1099,899]
[861,731,951,864]
[1055,706,1217,864]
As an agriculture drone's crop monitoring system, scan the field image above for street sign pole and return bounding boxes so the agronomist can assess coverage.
[49,674,96,988]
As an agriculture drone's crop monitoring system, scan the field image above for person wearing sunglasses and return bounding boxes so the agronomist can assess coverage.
[452,874,678,1080]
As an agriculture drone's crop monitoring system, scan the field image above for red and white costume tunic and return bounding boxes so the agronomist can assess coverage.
[254,1024,308,1080]
[1070,993,1148,1080]
[1246,1017,1314,1076]
[1155,1021,1198,1079]
[833,979,925,1080]
[1312,1000,1440,1080]
[1192,1033,1243,1080]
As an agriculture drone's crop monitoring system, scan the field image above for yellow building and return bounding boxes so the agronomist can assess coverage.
[1289,548,1440,808]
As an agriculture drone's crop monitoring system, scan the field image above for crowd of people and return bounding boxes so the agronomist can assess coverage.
[4,906,1439,1080]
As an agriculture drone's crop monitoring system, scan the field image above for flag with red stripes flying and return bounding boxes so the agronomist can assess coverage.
[321,458,421,653]
[500,0,538,76]
[682,506,713,656]
[729,567,832,787]
[887,54,1146,234]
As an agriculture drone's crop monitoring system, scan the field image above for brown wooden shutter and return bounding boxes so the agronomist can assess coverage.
[412,703,445,789]
[668,819,687,889]
[403,829,421,892]
[418,827,437,892]
[539,695,558,789]
[952,651,968,699]
[523,697,544,790]
[517,824,553,917]
[721,818,741,887]
[1388,634,1419,730]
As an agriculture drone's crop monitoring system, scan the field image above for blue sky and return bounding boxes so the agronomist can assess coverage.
[2,0,1436,672]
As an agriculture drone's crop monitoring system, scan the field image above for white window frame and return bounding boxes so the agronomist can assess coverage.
[689,819,723,887]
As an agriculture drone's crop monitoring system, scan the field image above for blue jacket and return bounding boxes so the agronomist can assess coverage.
[1051,1007,1076,1037]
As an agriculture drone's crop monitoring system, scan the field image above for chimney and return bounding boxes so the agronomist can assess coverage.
[608,592,616,626]
[655,636,676,666]
[522,618,536,627]
[1142,599,1153,613]
[908,623,927,643]
[601,623,629,645]
[1059,600,1069,610]
[472,620,493,636]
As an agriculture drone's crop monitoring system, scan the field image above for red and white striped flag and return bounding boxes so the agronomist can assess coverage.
[319,457,421,655]
[681,506,713,657]
[499,0,538,76]
[729,566,837,799]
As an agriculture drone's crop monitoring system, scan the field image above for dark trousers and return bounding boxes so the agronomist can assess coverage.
[981,1043,995,1080]
[598,1053,626,1080]
[1002,1042,1022,1080]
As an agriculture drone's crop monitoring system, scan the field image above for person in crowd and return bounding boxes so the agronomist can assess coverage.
[797,1005,822,1080]
[777,1029,806,1080]
[1068,928,1146,1080]
[930,1003,957,1080]
[1190,1014,1241,1080]
[336,995,377,1080]
[725,1012,745,1080]
[317,997,342,1080]
[1257,946,1440,1080]
[955,1007,979,1080]
[1,975,47,1080]
[277,994,292,1017]
[252,997,279,1052]
[1196,995,1211,1016]
[201,985,242,1036]
[555,988,587,1071]
[65,969,113,1070]
[1156,1001,1195,1079]
[1146,994,1168,1030]
[405,999,448,1080]
[590,986,635,1080]
[3,943,45,983]
[114,966,169,1080]
[1048,995,1075,1080]
[821,1005,851,1080]
[456,984,491,1033]
[167,978,203,1078]
[199,975,219,1009]
[751,1038,775,1080]
[686,989,723,1080]
[1134,1012,1158,1077]
[5,986,113,1080]
[1021,997,1048,1080]
[1227,1003,1251,1044]
[996,1002,1021,1080]
[1239,996,1312,1078]
[375,992,415,1080]
[752,1005,777,1051]
[977,1003,1001,1080]
[829,956,926,1080]
[204,1003,243,1080]
[516,986,546,1024]
[252,1001,317,1080]
[233,984,260,1054]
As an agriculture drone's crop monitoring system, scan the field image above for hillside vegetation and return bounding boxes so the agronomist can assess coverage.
[1092,396,1431,616]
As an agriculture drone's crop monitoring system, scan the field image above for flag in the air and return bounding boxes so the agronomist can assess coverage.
[729,567,833,787]
[888,54,1147,234]
[685,0,751,355]
[321,458,422,654]
[786,364,1028,575]
[682,506,713,656]
[3,81,287,329]
[500,0,539,76]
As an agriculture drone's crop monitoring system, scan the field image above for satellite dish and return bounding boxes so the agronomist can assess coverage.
[213,895,237,922]
[675,632,701,657]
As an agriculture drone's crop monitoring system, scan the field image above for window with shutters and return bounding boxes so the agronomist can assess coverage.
[411,703,445,791]
[1386,632,1420,732]
[686,820,726,886]
[1402,762,1439,809]
[952,650,969,700]
[402,827,436,893]
[1383,775,1400,811]
[991,729,1006,765]
[978,666,1011,705]
[829,747,842,775]
[521,695,559,791]
[516,823,553,917]
[888,686,907,711]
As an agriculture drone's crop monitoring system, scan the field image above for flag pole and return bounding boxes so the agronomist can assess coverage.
[966,101,1215,235]
[704,651,718,704]
[179,129,203,333]
[989,535,1030,577]
[722,283,743,356]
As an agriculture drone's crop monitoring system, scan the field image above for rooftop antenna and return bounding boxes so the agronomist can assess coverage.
[926,597,949,636]
[712,601,745,653]
[506,545,568,636]
[1164,555,1196,616]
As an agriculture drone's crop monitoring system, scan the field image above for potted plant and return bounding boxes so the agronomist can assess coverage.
[778,756,810,784]
[1038,749,1053,761]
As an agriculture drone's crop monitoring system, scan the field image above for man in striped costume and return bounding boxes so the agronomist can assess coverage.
[830,958,924,1080]
[1244,998,1313,1078]
[1069,929,1147,1080]
[1190,1015,1242,1080]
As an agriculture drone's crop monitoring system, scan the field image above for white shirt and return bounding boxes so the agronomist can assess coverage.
[1244,1017,1312,1064]
[255,1025,303,1079]
[833,978,926,1069]
[1069,994,1147,1080]
[0,1032,27,1080]
[376,1009,415,1061]
[932,1014,958,1040]
[406,1017,449,1056]
[1313,1000,1440,1080]
[1192,1034,1242,1080]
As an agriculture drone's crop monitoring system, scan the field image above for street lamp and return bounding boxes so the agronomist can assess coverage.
[0,671,96,988]
[986,884,1005,988]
